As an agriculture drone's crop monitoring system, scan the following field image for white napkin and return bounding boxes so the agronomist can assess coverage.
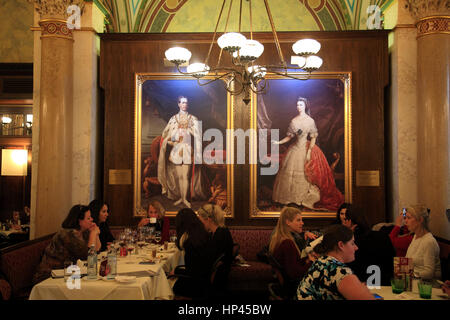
[51,269,65,278]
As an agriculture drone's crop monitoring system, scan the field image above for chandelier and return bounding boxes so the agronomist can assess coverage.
[164,0,322,104]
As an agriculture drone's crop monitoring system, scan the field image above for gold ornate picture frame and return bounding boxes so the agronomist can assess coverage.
[249,72,352,218]
[134,73,234,218]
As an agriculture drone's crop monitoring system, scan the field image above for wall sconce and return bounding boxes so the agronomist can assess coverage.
[1,149,28,176]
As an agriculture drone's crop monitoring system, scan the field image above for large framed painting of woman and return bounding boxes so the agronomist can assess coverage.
[249,72,352,218]
[134,74,235,217]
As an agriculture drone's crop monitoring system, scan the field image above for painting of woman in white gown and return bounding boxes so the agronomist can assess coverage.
[257,78,347,213]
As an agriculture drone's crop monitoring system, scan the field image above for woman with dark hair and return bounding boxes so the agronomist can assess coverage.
[88,199,114,252]
[297,224,374,300]
[172,208,214,299]
[272,96,343,211]
[33,205,100,284]
[138,200,170,242]
[338,207,395,286]
[333,203,352,225]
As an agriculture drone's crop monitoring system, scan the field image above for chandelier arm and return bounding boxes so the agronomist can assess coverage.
[204,0,228,67]
[239,0,242,33]
[263,0,286,67]
[266,69,311,80]
[194,72,237,87]
[215,0,234,70]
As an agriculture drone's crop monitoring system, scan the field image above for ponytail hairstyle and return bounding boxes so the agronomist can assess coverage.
[197,203,225,227]
[314,224,354,256]
[269,206,303,257]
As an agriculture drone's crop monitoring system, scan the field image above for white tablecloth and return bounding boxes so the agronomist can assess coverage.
[370,286,449,300]
[29,244,185,300]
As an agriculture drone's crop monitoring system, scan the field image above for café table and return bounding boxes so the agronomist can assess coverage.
[29,243,184,300]
[370,286,449,300]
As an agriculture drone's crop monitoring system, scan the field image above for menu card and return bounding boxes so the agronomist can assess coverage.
[394,257,414,291]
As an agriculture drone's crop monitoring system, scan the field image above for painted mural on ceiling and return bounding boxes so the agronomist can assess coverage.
[94,0,394,33]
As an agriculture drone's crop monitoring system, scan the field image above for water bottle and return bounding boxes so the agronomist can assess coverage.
[106,244,117,280]
[87,245,98,279]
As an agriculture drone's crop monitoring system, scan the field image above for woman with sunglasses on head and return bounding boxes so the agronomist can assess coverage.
[197,203,234,291]
[404,205,441,281]
[33,205,100,285]
[88,199,114,252]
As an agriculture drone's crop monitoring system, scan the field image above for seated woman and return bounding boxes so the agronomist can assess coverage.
[10,210,22,231]
[332,203,352,226]
[32,205,101,284]
[138,200,170,242]
[404,205,441,280]
[269,207,313,298]
[88,199,114,252]
[197,203,234,289]
[389,209,414,257]
[341,208,395,286]
[297,224,375,300]
[172,208,215,299]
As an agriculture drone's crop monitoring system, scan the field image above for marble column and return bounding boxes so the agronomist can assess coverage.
[407,0,450,239]
[389,0,418,222]
[31,0,84,238]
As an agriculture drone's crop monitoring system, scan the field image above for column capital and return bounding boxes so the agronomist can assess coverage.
[29,0,85,19]
[406,0,450,20]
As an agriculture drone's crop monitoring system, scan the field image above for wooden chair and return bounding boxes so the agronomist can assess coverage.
[168,254,226,300]
[266,252,293,300]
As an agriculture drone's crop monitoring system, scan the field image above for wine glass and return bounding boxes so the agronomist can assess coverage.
[154,231,161,245]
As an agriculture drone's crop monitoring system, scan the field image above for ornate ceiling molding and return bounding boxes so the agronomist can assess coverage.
[29,0,85,18]
[406,0,450,20]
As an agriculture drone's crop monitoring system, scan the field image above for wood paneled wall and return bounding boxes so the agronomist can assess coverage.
[100,31,389,229]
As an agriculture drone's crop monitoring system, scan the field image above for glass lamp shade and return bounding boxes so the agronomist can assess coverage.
[303,55,323,72]
[1,116,12,124]
[217,32,246,53]
[291,56,307,68]
[165,47,192,64]
[248,65,267,78]
[186,63,210,78]
[239,40,264,62]
[292,39,321,56]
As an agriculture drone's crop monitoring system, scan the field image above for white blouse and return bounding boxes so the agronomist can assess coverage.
[405,232,441,280]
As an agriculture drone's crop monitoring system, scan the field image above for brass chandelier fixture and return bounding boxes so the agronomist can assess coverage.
[164,0,323,104]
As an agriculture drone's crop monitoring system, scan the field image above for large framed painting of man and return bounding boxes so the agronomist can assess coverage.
[249,72,352,218]
[134,74,234,217]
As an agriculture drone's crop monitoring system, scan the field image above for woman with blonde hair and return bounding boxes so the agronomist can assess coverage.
[404,205,441,280]
[138,200,170,242]
[197,203,234,286]
[269,206,313,297]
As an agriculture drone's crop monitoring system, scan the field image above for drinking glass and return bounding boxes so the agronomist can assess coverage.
[391,277,405,294]
[418,279,432,299]
[154,231,162,245]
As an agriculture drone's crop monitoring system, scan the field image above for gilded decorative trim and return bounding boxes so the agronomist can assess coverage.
[133,73,235,218]
[416,16,450,37]
[29,0,85,18]
[39,20,73,40]
[249,72,353,219]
